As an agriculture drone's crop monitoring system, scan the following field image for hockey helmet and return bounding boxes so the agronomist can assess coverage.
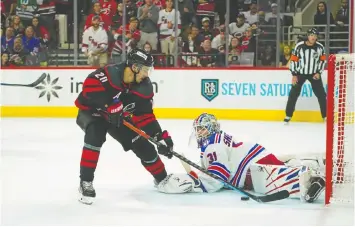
[189,113,221,148]
[126,48,154,77]
[307,28,319,36]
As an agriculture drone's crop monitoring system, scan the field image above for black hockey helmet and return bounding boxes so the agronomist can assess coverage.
[126,48,154,81]
[127,48,154,67]
[307,28,319,36]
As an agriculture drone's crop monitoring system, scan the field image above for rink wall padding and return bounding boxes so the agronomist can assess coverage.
[0,67,328,122]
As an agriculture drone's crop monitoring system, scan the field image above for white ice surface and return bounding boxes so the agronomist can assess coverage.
[1,118,354,226]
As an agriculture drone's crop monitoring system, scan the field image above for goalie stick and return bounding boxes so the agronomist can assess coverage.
[123,120,290,203]
[1,73,46,87]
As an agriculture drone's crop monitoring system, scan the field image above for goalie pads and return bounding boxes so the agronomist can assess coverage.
[249,156,325,202]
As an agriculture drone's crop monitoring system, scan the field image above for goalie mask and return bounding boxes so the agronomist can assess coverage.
[189,113,221,148]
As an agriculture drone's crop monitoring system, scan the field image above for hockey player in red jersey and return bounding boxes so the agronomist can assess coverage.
[75,48,174,205]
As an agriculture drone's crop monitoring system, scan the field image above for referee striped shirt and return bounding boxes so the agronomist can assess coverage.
[289,41,326,76]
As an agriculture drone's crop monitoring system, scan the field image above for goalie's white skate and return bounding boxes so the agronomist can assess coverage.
[78,181,96,205]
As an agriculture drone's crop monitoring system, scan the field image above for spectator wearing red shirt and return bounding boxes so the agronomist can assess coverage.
[100,0,117,20]
[196,0,215,28]
[31,17,50,42]
[0,1,5,14]
[84,2,111,31]
[112,17,141,63]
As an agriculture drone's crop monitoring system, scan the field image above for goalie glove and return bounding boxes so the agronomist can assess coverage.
[299,167,325,203]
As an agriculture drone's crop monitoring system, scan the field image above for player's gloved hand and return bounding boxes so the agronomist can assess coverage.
[106,101,124,127]
[155,130,174,159]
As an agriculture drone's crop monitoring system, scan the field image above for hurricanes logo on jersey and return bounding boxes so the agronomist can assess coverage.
[201,79,219,102]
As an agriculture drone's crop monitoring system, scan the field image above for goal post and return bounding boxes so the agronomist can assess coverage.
[326,53,354,205]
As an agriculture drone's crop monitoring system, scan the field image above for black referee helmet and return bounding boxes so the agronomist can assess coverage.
[307,28,319,36]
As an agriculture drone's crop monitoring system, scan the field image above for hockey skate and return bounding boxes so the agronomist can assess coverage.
[283,116,291,125]
[78,181,96,205]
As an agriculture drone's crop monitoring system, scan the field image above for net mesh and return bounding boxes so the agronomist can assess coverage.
[330,54,355,204]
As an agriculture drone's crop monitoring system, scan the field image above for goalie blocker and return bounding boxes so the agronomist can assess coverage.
[156,113,326,203]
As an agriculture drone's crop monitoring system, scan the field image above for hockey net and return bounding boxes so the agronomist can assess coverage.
[326,54,355,205]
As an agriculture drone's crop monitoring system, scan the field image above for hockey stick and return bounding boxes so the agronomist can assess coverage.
[123,120,290,203]
[179,153,192,173]
[1,73,46,87]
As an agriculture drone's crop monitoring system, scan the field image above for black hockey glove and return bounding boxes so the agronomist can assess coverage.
[106,101,124,128]
[155,130,174,159]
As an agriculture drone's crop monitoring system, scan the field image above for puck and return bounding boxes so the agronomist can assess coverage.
[241,196,250,201]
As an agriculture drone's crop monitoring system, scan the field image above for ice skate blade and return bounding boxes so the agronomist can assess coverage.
[78,195,94,205]
[284,121,289,125]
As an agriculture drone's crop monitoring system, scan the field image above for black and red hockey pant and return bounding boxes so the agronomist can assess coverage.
[76,110,167,183]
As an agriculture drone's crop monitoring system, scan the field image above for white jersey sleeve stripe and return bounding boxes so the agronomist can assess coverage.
[207,162,231,181]
[231,144,266,187]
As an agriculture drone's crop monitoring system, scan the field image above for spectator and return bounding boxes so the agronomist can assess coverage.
[335,0,349,26]
[256,11,269,27]
[197,39,220,67]
[1,27,15,50]
[82,15,108,67]
[124,0,139,23]
[112,3,124,31]
[195,0,215,28]
[200,17,217,41]
[279,44,291,67]
[158,0,181,55]
[181,24,203,52]
[112,17,141,64]
[36,0,56,48]
[260,44,275,66]
[240,27,255,52]
[8,37,30,66]
[10,15,25,37]
[1,51,10,66]
[334,0,349,49]
[242,3,258,25]
[211,27,232,50]
[100,0,117,19]
[15,0,38,27]
[153,0,165,10]
[22,26,39,55]
[31,17,49,43]
[180,25,203,67]
[0,0,4,14]
[177,0,195,30]
[31,16,50,66]
[265,3,283,25]
[229,13,250,37]
[137,0,159,50]
[228,37,242,65]
[84,2,111,31]
[314,1,334,36]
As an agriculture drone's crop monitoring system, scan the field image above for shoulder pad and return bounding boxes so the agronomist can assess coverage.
[130,78,154,99]
[104,64,125,90]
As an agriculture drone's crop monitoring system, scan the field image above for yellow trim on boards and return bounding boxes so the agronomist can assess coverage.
[0,106,326,122]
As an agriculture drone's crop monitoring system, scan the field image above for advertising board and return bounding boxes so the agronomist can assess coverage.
[0,68,328,122]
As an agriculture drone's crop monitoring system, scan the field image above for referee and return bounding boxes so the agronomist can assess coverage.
[284,28,327,123]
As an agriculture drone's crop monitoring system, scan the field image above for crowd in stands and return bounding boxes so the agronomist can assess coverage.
[0,0,351,68]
